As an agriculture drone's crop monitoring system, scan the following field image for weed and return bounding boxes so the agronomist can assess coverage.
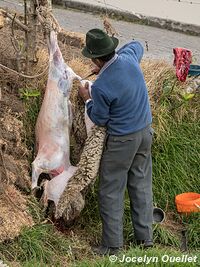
[0,224,70,266]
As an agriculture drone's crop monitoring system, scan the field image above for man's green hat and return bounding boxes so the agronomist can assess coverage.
[82,28,119,59]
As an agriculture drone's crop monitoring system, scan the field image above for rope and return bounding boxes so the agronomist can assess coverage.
[36,5,61,35]
[0,63,49,79]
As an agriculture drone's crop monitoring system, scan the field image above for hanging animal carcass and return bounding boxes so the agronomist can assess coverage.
[31,31,86,206]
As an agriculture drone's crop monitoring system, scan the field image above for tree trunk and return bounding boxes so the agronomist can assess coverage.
[27,0,38,64]
[26,0,52,69]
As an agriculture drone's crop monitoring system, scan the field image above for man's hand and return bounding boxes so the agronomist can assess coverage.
[91,65,101,75]
[78,82,91,102]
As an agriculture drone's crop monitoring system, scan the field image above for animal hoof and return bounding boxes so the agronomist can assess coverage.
[31,186,43,199]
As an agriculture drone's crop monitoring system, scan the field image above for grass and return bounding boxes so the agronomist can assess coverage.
[1,60,199,266]
[1,223,199,267]
[0,224,71,267]
[152,120,200,208]
[21,90,42,154]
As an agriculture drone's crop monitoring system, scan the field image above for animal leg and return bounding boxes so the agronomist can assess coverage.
[31,162,43,189]
[44,166,77,207]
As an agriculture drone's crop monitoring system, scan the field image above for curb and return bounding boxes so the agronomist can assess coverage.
[53,0,200,36]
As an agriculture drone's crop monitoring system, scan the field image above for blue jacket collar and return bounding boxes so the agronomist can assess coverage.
[98,54,118,77]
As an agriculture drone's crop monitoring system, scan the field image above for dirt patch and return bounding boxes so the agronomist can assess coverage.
[0,71,34,239]
[0,121,30,188]
[0,186,33,242]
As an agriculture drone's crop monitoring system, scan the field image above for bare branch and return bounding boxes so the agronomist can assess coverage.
[2,10,29,32]
[0,62,49,79]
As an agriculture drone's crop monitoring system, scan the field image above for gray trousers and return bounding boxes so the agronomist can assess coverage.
[99,125,153,247]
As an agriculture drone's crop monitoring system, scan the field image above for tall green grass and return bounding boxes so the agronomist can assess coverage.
[19,88,42,156]
[1,63,199,266]
[152,121,200,210]
[0,224,70,267]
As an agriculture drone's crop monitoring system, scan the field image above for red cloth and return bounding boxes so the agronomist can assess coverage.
[173,47,192,82]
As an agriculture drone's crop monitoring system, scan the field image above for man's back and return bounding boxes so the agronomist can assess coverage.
[88,41,152,135]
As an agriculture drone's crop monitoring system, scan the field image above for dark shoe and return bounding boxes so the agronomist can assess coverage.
[92,245,121,256]
[136,240,153,249]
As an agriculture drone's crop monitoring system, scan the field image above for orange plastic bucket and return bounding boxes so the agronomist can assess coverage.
[175,192,200,213]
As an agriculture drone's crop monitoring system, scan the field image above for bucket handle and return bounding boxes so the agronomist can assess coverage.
[194,203,200,210]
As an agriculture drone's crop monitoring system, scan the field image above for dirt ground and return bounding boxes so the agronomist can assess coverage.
[0,87,33,241]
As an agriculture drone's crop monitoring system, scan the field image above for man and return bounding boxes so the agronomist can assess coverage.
[79,28,154,255]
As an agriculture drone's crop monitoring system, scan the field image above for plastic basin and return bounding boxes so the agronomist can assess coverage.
[175,192,200,213]
[188,64,200,76]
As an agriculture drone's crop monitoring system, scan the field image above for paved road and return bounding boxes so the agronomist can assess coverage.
[69,0,200,26]
[0,0,200,63]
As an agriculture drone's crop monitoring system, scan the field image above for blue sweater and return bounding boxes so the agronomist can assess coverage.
[86,41,152,135]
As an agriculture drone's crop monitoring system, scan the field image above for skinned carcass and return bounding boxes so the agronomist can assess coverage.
[31,31,92,206]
